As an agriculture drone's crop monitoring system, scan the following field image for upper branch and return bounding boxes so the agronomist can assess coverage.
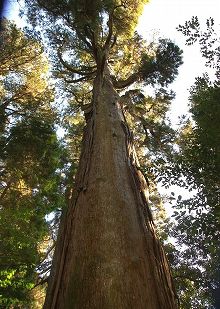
[104,4,127,52]
[104,13,114,51]
[112,72,140,89]
[57,48,96,76]
[63,75,92,84]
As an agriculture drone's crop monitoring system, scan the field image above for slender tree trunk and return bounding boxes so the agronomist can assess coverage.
[44,69,178,309]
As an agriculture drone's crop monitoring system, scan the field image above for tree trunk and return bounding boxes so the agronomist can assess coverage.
[43,70,178,309]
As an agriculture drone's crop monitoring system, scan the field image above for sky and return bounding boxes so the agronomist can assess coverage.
[137,0,220,125]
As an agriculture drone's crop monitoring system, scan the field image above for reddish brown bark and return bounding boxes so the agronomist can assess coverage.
[43,70,178,309]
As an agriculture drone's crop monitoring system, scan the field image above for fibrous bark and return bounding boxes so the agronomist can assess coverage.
[44,69,178,309]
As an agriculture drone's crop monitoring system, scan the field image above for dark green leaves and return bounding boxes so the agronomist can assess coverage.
[177,17,220,76]
[141,39,183,87]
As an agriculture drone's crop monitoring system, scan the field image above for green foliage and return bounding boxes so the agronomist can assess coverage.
[179,79,220,191]
[0,121,64,307]
[159,18,220,308]
[22,0,182,94]
[0,206,47,307]
[177,16,220,78]
[0,18,44,75]
[24,0,148,38]
[141,39,183,87]
[164,242,215,309]
[0,20,65,307]
[5,119,60,183]
[0,18,54,134]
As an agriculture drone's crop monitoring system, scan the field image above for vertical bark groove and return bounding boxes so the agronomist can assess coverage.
[120,110,178,308]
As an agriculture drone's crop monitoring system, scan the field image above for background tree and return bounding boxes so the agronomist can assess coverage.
[155,17,220,308]
[0,19,65,308]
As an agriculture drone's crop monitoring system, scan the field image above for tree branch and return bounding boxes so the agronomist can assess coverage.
[104,13,114,51]
[75,28,93,51]
[63,75,92,84]
[57,48,96,76]
[39,242,56,266]
[0,92,29,108]
[32,277,49,289]
[0,180,12,201]
[112,72,140,89]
